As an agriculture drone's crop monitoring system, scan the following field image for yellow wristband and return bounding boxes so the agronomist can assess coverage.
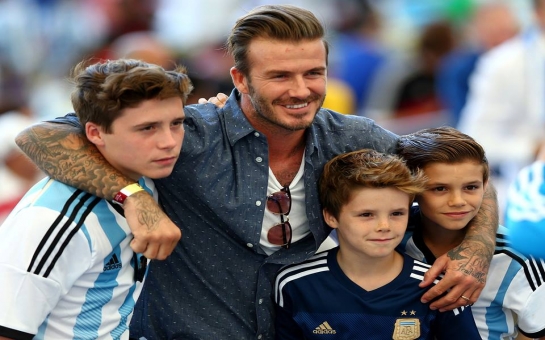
[113,183,145,205]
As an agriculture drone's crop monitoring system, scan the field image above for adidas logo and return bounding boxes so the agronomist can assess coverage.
[313,321,336,335]
[103,254,122,271]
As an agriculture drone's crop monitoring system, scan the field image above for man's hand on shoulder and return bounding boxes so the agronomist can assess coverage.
[419,239,491,311]
[123,191,181,260]
[198,92,228,108]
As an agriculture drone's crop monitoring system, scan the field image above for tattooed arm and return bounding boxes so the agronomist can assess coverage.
[420,184,497,311]
[15,121,181,259]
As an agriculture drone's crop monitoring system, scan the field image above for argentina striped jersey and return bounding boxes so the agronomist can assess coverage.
[0,177,155,339]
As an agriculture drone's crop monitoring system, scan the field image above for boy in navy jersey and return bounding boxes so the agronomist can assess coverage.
[398,127,545,339]
[274,149,480,339]
[0,59,192,339]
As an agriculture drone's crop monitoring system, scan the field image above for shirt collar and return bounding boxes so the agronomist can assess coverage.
[223,89,260,146]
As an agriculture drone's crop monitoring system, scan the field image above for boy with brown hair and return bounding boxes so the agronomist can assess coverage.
[0,58,192,339]
[274,149,480,339]
[398,126,545,339]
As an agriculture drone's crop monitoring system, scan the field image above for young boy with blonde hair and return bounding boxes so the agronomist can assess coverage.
[274,149,480,339]
[398,126,545,339]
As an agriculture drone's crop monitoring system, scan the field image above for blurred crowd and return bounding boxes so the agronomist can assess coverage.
[0,0,539,222]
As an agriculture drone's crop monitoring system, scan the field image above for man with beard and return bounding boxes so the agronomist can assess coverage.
[15,5,498,339]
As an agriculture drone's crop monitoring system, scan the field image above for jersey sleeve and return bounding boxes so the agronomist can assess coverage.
[515,266,545,338]
[433,306,481,339]
[274,289,305,340]
[0,206,92,337]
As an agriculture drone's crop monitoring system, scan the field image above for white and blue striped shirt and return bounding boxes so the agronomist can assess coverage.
[0,177,154,339]
[403,214,545,340]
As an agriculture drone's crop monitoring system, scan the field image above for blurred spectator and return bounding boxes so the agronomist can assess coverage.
[364,19,457,134]
[0,109,42,223]
[392,20,456,118]
[504,146,545,259]
[328,0,386,113]
[458,0,545,217]
[105,31,177,69]
[322,78,356,114]
[437,2,519,126]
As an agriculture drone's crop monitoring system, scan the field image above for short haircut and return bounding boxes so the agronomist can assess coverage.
[226,4,329,77]
[70,58,193,133]
[319,149,427,218]
[397,126,489,183]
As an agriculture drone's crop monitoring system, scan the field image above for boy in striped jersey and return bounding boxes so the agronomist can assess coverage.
[398,126,545,339]
[274,149,480,339]
[0,59,192,340]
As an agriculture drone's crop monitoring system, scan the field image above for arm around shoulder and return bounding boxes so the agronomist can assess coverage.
[15,120,181,259]
[15,120,132,199]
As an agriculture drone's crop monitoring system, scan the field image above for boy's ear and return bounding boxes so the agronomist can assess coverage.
[323,209,339,229]
[85,122,105,147]
[230,67,249,94]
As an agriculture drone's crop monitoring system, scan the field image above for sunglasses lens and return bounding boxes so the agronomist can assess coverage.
[267,191,291,214]
[267,221,292,246]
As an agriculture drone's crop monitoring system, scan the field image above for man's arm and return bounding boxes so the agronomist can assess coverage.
[421,184,497,311]
[15,122,181,259]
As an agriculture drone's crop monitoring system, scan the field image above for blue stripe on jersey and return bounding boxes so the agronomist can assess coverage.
[483,259,520,339]
[27,186,101,278]
[73,246,122,339]
[44,196,101,277]
[110,281,139,339]
[73,199,129,337]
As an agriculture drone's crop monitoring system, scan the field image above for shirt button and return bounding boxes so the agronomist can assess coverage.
[256,200,262,206]
[257,335,262,339]
[254,132,260,137]
[258,298,263,304]
[247,243,253,248]
[256,157,263,163]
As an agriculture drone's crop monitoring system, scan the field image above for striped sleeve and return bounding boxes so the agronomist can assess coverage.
[0,190,99,337]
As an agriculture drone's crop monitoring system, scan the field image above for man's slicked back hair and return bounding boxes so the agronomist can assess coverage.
[227,5,329,77]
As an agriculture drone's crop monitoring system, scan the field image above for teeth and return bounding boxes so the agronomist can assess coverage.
[286,103,307,109]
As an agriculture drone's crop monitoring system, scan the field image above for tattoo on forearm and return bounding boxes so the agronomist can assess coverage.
[447,233,494,284]
[16,123,131,199]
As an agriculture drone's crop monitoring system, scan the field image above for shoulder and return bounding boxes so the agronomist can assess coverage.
[403,254,432,282]
[275,251,330,286]
[311,109,399,153]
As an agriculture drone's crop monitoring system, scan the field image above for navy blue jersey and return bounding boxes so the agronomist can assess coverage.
[274,248,480,339]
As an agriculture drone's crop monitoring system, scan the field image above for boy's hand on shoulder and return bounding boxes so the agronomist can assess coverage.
[419,248,488,311]
[124,191,181,260]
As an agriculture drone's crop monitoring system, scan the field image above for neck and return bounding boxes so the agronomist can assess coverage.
[239,95,307,186]
[336,248,403,291]
[421,216,466,258]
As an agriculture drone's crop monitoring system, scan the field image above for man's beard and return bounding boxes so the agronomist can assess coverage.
[248,83,325,131]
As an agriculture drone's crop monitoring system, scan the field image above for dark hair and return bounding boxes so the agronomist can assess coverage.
[397,126,489,183]
[319,149,427,219]
[227,5,329,77]
[70,58,193,132]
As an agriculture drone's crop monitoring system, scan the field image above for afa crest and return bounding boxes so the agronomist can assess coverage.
[392,318,420,340]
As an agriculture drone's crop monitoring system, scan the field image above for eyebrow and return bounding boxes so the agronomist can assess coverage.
[265,66,326,75]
